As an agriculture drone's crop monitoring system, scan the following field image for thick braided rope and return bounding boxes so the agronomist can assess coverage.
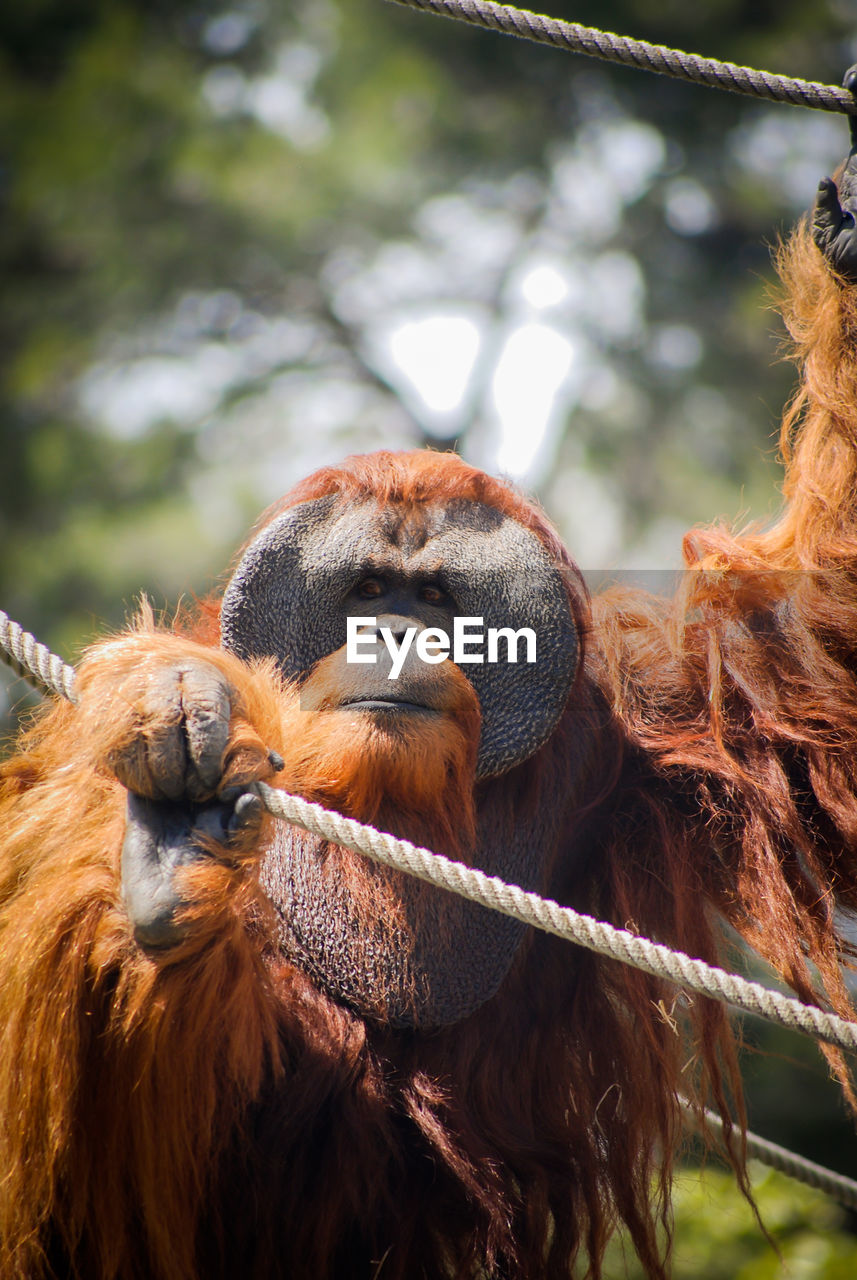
[684,1102,857,1211]
[0,610,77,702]
[387,0,857,115]
[254,780,857,1054]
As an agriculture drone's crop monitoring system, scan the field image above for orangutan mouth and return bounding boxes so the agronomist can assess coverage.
[339,697,437,715]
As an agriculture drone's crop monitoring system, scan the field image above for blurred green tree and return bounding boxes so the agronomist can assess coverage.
[2,0,853,658]
[604,1164,857,1278]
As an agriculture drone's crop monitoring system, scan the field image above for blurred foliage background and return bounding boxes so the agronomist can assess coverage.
[3,0,857,1271]
[605,1163,857,1278]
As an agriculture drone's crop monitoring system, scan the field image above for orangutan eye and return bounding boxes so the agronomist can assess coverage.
[356,577,384,599]
[420,583,447,605]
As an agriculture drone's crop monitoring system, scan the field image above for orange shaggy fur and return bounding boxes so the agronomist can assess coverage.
[2,221,857,1280]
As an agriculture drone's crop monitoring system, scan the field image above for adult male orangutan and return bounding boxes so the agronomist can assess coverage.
[3,127,857,1280]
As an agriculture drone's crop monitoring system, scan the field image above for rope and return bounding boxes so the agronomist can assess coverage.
[0,610,77,702]
[387,0,857,116]
[684,1102,857,1212]
[254,781,857,1053]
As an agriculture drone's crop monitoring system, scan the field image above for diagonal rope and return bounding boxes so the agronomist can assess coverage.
[0,610,77,702]
[683,1101,857,1211]
[253,781,857,1054]
[386,0,857,115]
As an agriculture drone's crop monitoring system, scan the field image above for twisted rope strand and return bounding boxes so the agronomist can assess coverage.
[387,0,857,115]
[684,1102,857,1211]
[254,781,857,1053]
[0,610,77,702]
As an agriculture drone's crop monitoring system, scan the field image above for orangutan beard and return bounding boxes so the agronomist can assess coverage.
[258,656,489,1025]
[274,648,480,855]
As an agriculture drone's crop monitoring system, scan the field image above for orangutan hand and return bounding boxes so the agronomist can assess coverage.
[108,658,237,802]
[89,647,282,804]
[812,65,857,282]
[121,789,265,948]
[94,648,283,948]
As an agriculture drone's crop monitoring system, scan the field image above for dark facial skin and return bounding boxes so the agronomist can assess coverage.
[346,571,454,629]
[337,572,457,714]
[220,492,579,779]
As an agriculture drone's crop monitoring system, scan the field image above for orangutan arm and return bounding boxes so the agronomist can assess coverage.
[812,68,857,283]
[61,628,287,946]
[589,141,857,1044]
[686,119,857,574]
[0,626,293,1279]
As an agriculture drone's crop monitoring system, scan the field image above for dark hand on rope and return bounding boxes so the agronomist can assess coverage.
[109,660,235,802]
[107,657,282,801]
[109,656,282,948]
[813,65,857,281]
